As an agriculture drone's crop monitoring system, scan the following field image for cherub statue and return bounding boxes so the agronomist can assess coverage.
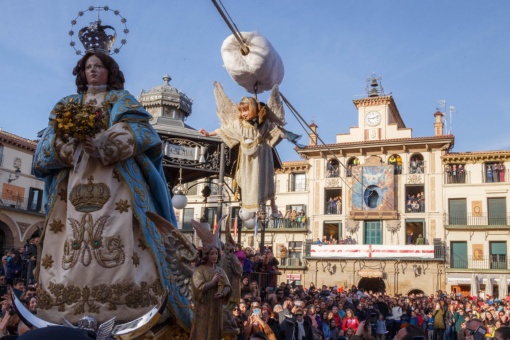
[200,82,298,216]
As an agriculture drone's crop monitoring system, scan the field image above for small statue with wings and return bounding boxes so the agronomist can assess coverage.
[200,82,294,216]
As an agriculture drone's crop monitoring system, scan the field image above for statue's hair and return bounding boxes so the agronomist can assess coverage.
[198,243,221,265]
[238,97,267,125]
[73,52,125,93]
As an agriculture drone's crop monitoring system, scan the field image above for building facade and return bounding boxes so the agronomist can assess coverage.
[0,130,45,254]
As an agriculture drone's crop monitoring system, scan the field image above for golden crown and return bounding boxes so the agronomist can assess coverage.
[69,176,111,213]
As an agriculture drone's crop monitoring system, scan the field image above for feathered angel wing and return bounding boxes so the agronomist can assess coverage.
[266,85,285,126]
[146,212,198,301]
[214,81,239,127]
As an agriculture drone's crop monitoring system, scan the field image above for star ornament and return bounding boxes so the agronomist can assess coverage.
[49,219,65,233]
[42,254,54,269]
[132,252,140,267]
[115,199,131,213]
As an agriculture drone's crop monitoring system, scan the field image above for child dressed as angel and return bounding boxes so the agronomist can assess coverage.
[200,82,298,216]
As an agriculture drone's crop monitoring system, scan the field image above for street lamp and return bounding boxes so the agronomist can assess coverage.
[171,166,188,209]
[8,168,21,183]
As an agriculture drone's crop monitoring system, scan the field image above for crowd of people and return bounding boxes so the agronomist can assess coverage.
[318,236,357,245]
[445,164,466,184]
[232,277,510,340]
[410,158,425,174]
[0,238,39,338]
[406,193,425,213]
[269,210,308,229]
[326,197,343,215]
[485,164,506,183]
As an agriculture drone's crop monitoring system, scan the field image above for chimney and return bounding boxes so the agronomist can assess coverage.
[309,122,318,146]
[433,111,444,136]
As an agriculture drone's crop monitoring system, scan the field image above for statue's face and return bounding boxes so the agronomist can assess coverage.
[85,55,108,86]
[207,248,219,264]
[239,102,257,121]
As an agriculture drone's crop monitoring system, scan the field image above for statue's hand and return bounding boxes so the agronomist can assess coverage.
[199,128,209,137]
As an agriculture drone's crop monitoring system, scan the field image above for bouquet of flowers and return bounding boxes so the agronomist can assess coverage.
[53,101,108,143]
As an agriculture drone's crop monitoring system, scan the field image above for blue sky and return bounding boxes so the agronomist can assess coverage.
[1,1,509,161]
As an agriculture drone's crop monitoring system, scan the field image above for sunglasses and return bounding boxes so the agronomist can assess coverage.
[296,314,303,316]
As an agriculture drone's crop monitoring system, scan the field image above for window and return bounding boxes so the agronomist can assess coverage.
[405,219,425,245]
[285,205,307,228]
[405,186,425,213]
[201,207,217,225]
[388,154,402,175]
[409,154,425,174]
[490,241,507,269]
[208,178,219,196]
[450,241,468,269]
[288,241,303,266]
[27,188,43,212]
[364,221,382,245]
[182,208,195,230]
[444,164,466,184]
[346,157,360,177]
[484,162,506,183]
[324,188,342,214]
[323,221,341,244]
[326,159,340,178]
[448,198,467,225]
[488,197,507,225]
[0,145,3,167]
[290,173,306,192]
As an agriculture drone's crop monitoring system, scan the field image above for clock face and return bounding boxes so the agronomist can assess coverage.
[365,111,381,127]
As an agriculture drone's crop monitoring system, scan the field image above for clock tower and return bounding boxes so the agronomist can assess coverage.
[335,75,411,144]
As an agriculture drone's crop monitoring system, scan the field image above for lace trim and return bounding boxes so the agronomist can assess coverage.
[86,85,107,95]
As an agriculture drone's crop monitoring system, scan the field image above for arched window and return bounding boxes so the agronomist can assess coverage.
[388,154,402,175]
[326,158,340,178]
[346,157,360,177]
[409,154,424,174]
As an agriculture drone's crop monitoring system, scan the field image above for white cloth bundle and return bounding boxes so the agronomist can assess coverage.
[221,31,284,94]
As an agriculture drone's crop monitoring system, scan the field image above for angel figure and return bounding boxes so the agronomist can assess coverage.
[200,82,299,216]
[190,242,231,339]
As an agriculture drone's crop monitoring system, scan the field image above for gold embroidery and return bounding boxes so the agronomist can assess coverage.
[49,219,65,233]
[137,238,148,250]
[42,254,54,269]
[112,169,121,182]
[132,252,140,267]
[58,188,67,201]
[63,213,125,269]
[115,199,131,213]
[69,176,111,213]
[37,279,163,315]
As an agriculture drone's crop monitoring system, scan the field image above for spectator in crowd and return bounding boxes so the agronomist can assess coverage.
[416,234,425,245]
[6,250,22,286]
[433,302,445,340]
[342,308,360,333]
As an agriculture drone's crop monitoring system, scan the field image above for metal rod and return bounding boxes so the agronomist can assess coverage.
[211,0,249,55]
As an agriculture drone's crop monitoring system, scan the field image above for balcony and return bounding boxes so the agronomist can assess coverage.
[0,196,44,215]
[265,217,308,230]
[444,213,510,226]
[306,244,445,260]
[448,254,508,270]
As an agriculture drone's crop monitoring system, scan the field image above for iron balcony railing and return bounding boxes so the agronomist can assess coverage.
[444,213,510,226]
[448,254,508,270]
[0,196,44,214]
